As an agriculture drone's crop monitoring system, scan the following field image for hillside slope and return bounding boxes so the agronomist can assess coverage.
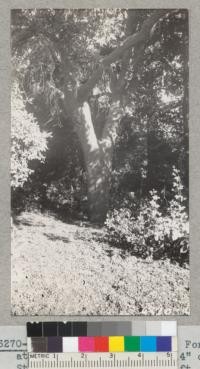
[11,212,190,315]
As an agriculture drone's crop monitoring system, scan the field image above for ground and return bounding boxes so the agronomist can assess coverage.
[11,211,190,315]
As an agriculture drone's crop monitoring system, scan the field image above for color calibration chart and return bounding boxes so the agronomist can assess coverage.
[27,321,177,368]
[2,323,200,369]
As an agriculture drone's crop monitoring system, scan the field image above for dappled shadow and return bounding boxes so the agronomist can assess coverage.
[104,236,189,267]
[90,230,105,239]
[14,218,46,227]
[53,210,104,230]
[72,219,103,229]
[104,244,134,260]
[104,248,114,258]
[43,232,70,243]
[46,210,102,229]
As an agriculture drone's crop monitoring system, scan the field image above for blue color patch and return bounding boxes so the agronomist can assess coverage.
[157,336,172,352]
[140,336,156,352]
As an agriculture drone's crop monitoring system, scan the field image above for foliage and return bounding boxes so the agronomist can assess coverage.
[11,9,189,227]
[11,82,51,189]
[105,167,189,265]
[11,10,189,316]
[11,9,127,126]
[45,175,87,219]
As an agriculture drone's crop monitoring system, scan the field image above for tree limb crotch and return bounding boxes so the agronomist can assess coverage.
[77,10,169,103]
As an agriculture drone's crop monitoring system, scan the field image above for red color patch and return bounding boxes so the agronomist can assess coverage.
[94,337,109,352]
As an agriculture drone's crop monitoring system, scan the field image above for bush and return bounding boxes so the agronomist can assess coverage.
[43,171,88,219]
[11,82,51,189]
[105,167,189,265]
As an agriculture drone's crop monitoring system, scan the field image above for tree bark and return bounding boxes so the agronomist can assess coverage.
[74,101,123,223]
[62,10,170,223]
[74,102,111,223]
[77,10,168,103]
[13,10,172,223]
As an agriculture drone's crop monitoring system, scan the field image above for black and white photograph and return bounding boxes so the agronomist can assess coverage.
[11,8,189,315]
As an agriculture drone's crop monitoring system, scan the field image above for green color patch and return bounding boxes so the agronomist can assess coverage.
[124,336,140,352]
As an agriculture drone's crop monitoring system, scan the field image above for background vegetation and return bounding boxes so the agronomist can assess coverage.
[11,9,189,265]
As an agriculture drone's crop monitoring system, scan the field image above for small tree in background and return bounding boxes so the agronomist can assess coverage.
[11,82,51,189]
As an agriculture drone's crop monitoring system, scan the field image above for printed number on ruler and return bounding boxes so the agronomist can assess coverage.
[28,352,177,369]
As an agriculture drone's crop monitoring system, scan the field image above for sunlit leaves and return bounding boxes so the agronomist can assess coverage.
[11,82,51,189]
[105,166,189,263]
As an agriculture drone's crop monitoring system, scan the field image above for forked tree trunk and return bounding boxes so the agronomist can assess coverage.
[62,10,169,223]
[14,9,170,223]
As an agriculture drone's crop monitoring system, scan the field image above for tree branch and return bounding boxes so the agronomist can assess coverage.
[99,100,124,172]
[77,10,169,103]
[115,10,140,92]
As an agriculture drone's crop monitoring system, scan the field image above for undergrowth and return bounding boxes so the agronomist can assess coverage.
[105,167,189,266]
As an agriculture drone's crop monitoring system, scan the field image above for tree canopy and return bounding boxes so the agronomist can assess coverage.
[11,9,189,222]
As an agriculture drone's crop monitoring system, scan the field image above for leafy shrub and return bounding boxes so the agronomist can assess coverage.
[105,167,189,265]
[46,180,79,212]
[11,82,51,189]
[44,172,88,219]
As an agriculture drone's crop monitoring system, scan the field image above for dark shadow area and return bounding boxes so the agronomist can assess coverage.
[103,235,189,268]
[43,232,70,243]
[13,217,46,227]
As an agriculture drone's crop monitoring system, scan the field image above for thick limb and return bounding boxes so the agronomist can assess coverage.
[77,10,169,103]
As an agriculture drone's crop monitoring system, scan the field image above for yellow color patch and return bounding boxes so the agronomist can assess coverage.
[109,336,124,352]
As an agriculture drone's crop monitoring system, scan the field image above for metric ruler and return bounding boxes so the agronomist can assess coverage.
[28,352,177,368]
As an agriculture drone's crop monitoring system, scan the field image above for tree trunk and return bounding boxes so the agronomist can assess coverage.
[86,151,111,223]
[75,102,113,223]
[61,10,170,222]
